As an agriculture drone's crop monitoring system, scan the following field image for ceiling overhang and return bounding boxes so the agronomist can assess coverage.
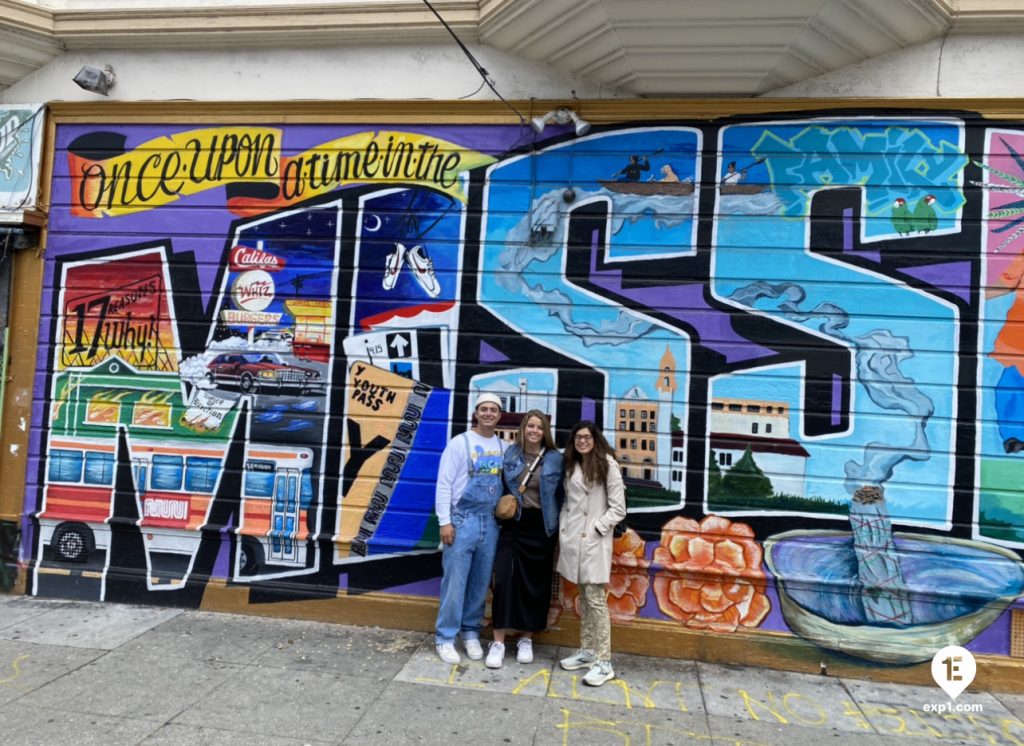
[2,0,1024,97]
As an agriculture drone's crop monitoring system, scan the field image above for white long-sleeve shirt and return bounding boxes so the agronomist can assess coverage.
[434,430,505,526]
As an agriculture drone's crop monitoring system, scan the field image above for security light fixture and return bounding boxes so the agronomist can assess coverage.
[531,108,591,136]
[73,65,115,96]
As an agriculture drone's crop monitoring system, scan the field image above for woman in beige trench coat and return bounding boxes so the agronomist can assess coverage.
[556,420,626,687]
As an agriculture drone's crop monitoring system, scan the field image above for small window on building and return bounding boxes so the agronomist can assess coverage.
[640,422,647,432]
[619,409,626,418]
[711,402,724,411]
[728,403,742,412]
[766,423,772,434]
[629,409,636,418]
[629,422,635,432]
[673,450,683,463]
[766,405,773,413]
[619,420,626,430]
[779,406,786,414]
[747,405,761,413]
[619,438,627,448]
[641,411,647,420]
[640,440,647,451]
[630,439,638,449]
[752,423,759,434]
[649,439,655,450]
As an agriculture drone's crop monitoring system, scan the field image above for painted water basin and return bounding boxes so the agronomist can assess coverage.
[764,530,1024,665]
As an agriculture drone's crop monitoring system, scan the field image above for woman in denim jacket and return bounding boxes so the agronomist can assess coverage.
[485,410,564,668]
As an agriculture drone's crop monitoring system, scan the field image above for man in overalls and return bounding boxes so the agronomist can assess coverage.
[434,393,506,664]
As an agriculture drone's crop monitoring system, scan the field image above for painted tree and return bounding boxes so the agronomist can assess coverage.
[707,451,723,498]
[721,447,773,499]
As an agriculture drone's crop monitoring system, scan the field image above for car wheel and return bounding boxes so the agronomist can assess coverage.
[52,522,94,563]
[239,537,264,576]
[239,372,255,394]
[205,371,215,385]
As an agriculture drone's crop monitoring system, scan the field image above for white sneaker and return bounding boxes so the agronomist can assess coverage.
[516,638,534,664]
[485,642,505,669]
[382,242,407,290]
[582,660,615,687]
[559,650,596,670]
[464,638,484,660]
[405,244,441,298]
[436,643,460,665]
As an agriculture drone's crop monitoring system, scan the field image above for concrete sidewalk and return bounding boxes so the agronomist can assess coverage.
[0,594,1022,745]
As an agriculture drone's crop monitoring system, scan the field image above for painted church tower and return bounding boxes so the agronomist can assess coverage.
[655,345,677,487]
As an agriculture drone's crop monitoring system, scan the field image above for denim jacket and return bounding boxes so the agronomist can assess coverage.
[502,444,564,537]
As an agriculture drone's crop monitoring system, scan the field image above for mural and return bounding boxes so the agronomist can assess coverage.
[20,108,1024,668]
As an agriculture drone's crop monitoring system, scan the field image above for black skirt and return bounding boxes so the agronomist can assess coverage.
[491,507,558,632]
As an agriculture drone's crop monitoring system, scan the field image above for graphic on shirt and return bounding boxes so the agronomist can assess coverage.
[471,445,503,475]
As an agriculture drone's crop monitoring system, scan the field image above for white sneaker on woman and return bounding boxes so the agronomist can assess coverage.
[582,661,615,687]
[516,638,534,664]
[485,642,505,668]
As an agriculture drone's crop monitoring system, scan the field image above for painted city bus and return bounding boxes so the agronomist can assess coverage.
[236,444,315,578]
[36,361,238,588]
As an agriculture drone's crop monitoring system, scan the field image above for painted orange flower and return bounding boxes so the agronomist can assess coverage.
[653,515,770,633]
[557,528,651,623]
[608,528,650,622]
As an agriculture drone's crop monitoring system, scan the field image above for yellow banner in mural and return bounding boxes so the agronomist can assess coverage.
[337,362,430,559]
[69,126,495,217]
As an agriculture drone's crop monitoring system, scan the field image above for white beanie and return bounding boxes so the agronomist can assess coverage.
[474,392,502,410]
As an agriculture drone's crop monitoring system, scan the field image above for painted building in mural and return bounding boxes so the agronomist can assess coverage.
[12,103,1024,673]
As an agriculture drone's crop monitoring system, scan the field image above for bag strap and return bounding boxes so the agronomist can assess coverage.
[517,447,546,492]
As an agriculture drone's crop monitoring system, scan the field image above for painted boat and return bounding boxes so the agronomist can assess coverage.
[599,180,695,196]
[720,183,766,195]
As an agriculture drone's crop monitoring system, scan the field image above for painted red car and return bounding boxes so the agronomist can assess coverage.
[206,352,324,395]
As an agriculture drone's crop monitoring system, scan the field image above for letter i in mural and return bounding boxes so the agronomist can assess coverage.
[179,201,341,581]
[335,188,459,562]
[35,246,197,596]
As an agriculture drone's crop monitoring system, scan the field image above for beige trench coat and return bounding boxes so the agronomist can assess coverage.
[556,456,627,585]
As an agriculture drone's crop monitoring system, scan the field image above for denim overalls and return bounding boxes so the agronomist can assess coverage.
[435,433,504,645]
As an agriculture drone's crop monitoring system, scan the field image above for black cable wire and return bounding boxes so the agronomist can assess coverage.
[420,0,526,124]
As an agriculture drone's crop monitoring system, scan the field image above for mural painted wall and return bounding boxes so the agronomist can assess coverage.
[21,106,1024,668]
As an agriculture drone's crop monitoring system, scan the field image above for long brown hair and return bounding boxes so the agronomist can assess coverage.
[517,409,556,451]
[563,420,615,487]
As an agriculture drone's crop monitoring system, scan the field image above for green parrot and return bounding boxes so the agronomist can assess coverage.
[891,197,912,236]
[911,194,938,234]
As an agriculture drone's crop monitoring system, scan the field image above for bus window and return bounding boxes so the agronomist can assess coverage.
[84,452,115,486]
[244,469,274,497]
[151,454,184,491]
[185,457,222,492]
[48,449,84,483]
[300,472,313,508]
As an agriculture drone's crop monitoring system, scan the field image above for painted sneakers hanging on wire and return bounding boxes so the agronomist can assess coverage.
[382,242,441,298]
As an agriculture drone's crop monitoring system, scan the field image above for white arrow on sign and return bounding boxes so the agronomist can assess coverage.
[389,334,410,357]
